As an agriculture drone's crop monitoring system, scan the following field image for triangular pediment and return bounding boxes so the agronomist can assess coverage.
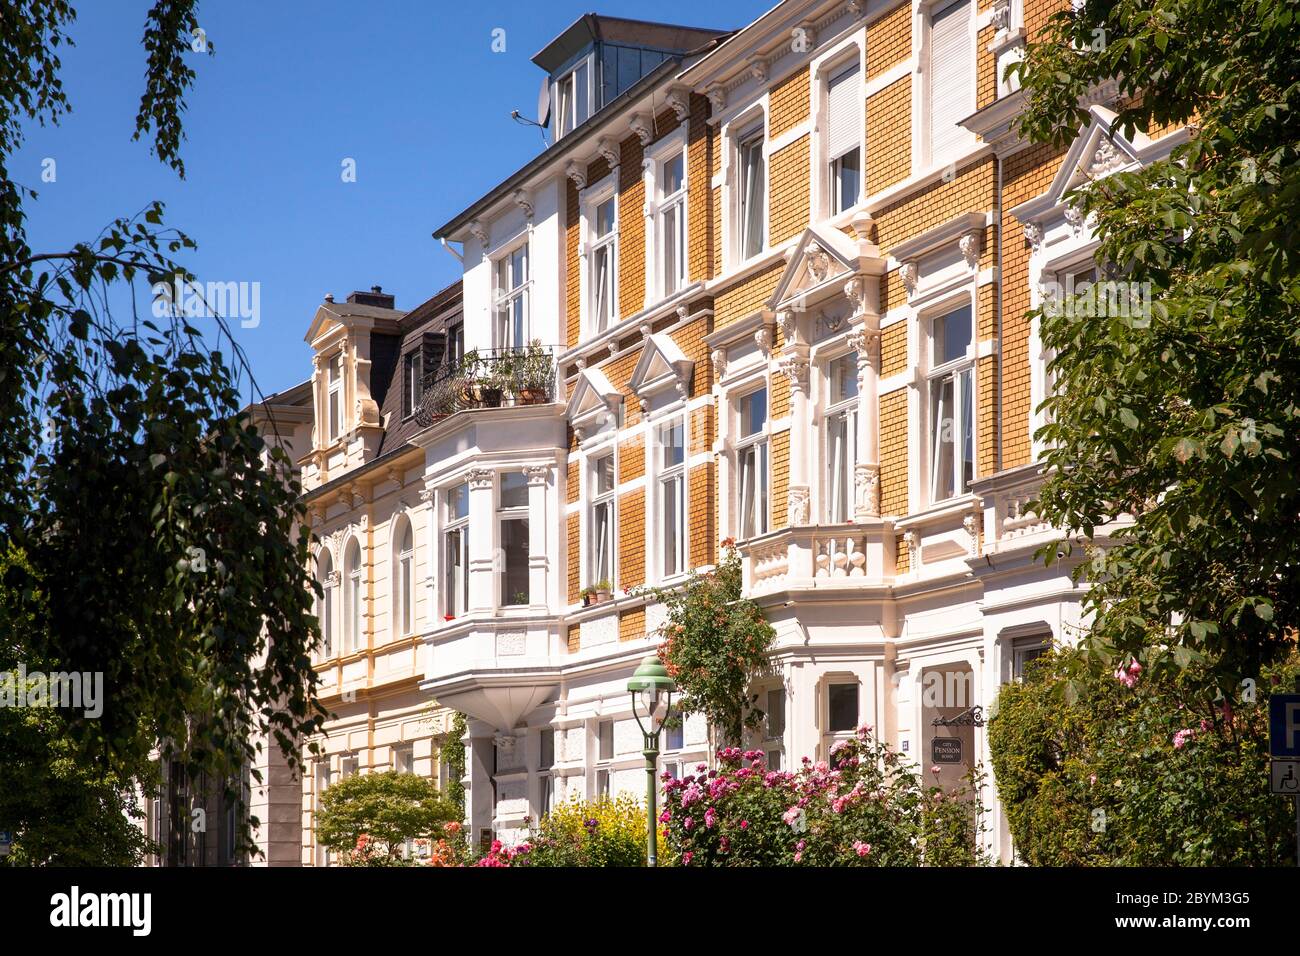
[565,367,623,437]
[629,333,693,401]
[304,303,346,346]
[769,224,861,311]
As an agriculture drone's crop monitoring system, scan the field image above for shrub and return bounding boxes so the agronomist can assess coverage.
[988,648,1300,865]
[491,795,659,867]
[661,730,988,867]
[316,771,460,866]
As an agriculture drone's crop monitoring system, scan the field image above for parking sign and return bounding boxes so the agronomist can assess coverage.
[1269,694,1300,758]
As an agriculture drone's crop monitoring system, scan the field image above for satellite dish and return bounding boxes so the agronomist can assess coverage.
[536,76,551,128]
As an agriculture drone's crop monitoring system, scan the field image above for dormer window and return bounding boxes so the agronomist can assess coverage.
[402,350,423,419]
[327,353,343,443]
[553,57,592,140]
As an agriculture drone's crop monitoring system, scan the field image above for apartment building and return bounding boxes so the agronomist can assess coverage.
[252,0,1185,864]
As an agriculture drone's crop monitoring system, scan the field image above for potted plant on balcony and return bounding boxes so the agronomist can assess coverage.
[458,349,482,406]
[594,579,611,603]
[580,585,595,608]
[480,350,513,408]
[516,340,552,405]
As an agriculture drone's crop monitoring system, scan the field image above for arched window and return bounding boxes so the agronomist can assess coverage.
[396,520,414,637]
[344,539,362,654]
[316,549,335,658]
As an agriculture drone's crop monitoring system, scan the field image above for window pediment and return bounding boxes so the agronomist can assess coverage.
[566,367,622,439]
[628,332,693,403]
[769,225,882,313]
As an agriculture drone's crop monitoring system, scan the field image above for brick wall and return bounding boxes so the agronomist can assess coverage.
[770,428,790,531]
[866,75,912,192]
[769,136,811,245]
[769,66,809,138]
[867,2,911,79]
[617,488,645,591]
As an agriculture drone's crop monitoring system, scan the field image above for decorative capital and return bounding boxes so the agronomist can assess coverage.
[777,309,797,343]
[959,230,982,269]
[565,161,587,190]
[524,464,550,486]
[899,261,919,295]
[705,83,726,114]
[710,348,727,379]
[778,354,810,393]
[964,511,982,556]
[629,112,653,146]
[666,87,690,122]
[467,468,494,491]
[846,325,879,358]
[748,57,768,84]
[1022,221,1044,249]
[754,325,773,355]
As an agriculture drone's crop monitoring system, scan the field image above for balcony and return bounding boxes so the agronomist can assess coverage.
[415,343,560,426]
[740,521,896,598]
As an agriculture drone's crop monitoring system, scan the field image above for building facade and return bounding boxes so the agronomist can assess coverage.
[252,0,1185,864]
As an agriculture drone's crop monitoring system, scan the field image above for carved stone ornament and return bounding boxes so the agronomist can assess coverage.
[1022,221,1044,249]
[959,230,981,269]
[964,511,981,555]
[899,261,919,295]
[902,529,918,562]
[777,309,797,342]
[1063,202,1085,237]
[705,84,726,114]
[778,354,810,393]
[418,487,435,503]
[710,348,727,379]
[325,569,341,588]
[629,113,653,146]
[513,189,533,219]
[565,161,587,190]
[855,463,881,518]
[666,87,690,122]
[1087,137,1127,178]
[846,326,879,358]
[468,220,489,245]
[843,276,865,313]
[806,241,832,283]
[787,485,811,526]
[754,325,773,354]
[467,468,494,491]
[597,138,621,170]
[749,58,768,84]
[525,464,550,486]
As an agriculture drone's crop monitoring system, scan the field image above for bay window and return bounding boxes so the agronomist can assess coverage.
[656,418,686,577]
[825,61,861,214]
[825,353,859,522]
[443,482,469,619]
[589,452,615,587]
[658,151,687,296]
[927,303,975,502]
[495,244,529,349]
[736,387,769,539]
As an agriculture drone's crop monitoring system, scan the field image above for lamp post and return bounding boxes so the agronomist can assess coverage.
[628,653,676,867]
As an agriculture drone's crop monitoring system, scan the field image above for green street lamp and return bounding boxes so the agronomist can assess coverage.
[628,652,676,867]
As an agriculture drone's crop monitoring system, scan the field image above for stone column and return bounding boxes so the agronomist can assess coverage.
[466,467,496,612]
[776,310,811,528]
[848,322,882,521]
[524,464,551,611]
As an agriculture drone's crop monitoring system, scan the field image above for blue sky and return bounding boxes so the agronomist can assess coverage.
[14,0,760,398]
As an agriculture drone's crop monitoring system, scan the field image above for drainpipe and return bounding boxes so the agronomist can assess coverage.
[994,153,1004,474]
[439,237,463,264]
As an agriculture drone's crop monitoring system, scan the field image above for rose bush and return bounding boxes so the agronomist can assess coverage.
[661,728,988,866]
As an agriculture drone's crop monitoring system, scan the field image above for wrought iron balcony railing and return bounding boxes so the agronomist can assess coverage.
[415,344,560,426]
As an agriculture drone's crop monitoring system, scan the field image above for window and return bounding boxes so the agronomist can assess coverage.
[498,473,530,607]
[658,151,687,296]
[825,353,860,522]
[596,769,610,797]
[402,350,422,419]
[736,387,769,539]
[665,721,684,752]
[316,549,335,657]
[827,683,859,733]
[495,245,529,349]
[553,58,591,140]
[1012,635,1050,681]
[327,352,342,443]
[446,321,464,368]
[443,482,469,619]
[598,720,614,761]
[314,762,332,867]
[927,0,973,166]
[589,453,615,587]
[341,754,359,778]
[826,61,861,214]
[927,303,975,502]
[657,418,686,577]
[738,128,766,260]
[396,522,414,637]
[588,197,618,333]
[538,728,554,817]
[344,539,362,654]
[766,688,786,739]
[766,750,783,770]
[393,744,414,775]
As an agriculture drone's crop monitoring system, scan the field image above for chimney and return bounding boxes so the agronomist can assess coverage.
[346,284,396,309]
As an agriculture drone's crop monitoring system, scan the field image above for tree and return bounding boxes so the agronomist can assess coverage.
[642,542,776,747]
[0,1,325,860]
[989,648,1298,865]
[1014,0,1300,692]
[315,772,460,866]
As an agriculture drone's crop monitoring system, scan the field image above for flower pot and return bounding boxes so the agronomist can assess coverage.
[582,593,593,607]
[480,387,504,408]
[595,588,611,603]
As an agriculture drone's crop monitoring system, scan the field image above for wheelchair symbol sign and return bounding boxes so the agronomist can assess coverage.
[1271,760,1300,795]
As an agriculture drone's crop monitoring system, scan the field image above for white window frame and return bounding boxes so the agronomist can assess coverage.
[1032,249,1100,459]
[552,54,594,141]
[587,448,617,589]
[735,385,770,540]
[645,130,689,303]
[497,471,531,608]
[823,677,861,751]
[594,719,614,798]
[326,351,343,444]
[729,115,768,267]
[653,415,687,579]
[580,177,619,335]
[822,55,863,217]
[493,241,531,349]
[442,482,469,620]
[394,518,414,638]
[344,538,363,655]
[922,0,976,170]
[393,743,414,774]
[923,297,977,505]
[316,548,335,659]
[822,350,860,523]
[537,727,555,819]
